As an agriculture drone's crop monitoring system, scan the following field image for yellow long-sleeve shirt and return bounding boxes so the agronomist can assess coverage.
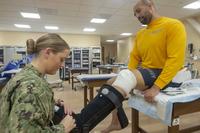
[128,17,186,89]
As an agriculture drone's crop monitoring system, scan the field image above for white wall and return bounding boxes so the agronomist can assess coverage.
[101,43,117,64]
[183,20,200,71]
[0,31,100,47]
[183,20,200,57]
[117,37,133,64]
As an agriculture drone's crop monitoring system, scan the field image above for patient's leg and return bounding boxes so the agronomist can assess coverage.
[101,77,121,133]
[70,69,139,133]
[70,84,125,133]
[101,69,146,133]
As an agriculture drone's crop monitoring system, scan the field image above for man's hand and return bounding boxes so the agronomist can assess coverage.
[142,85,160,103]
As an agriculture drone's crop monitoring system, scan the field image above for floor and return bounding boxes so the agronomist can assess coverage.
[53,81,200,133]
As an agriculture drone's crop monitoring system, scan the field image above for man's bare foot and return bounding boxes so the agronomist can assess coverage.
[101,124,121,133]
[100,116,121,133]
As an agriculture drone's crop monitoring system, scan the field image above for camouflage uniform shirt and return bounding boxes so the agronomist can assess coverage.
[0,64,65,133]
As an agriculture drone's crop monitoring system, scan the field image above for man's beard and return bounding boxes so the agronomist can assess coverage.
[138,12,152,25]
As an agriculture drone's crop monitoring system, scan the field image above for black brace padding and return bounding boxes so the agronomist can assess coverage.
[117,105,129,128]
[70,84,128,133]
[99,85,129,128]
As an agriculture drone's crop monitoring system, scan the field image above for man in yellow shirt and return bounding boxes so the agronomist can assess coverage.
[102,0,186,132]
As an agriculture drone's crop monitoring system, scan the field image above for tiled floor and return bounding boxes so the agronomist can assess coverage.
[53,81,200,133]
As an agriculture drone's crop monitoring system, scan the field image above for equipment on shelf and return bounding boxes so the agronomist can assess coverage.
[59,47,101,81]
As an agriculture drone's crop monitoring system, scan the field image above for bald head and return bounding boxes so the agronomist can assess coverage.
[133,0,157,25]
[134,0,154,9]
[140,0,152,5]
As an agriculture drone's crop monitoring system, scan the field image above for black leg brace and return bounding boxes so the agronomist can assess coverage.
[70,84,128,133]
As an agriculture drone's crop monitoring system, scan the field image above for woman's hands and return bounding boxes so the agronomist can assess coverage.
[56,99,76,132]
[55,99,74,115]
[61,115,76,133]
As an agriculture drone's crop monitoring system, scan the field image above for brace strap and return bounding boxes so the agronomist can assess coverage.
[100,85,122,108]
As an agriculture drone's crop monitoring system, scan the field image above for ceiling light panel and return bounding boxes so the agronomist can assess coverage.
[106,40,114,42]
[90,18,107,23]
[44,26,59,30]
[14,24,31,28]
[183,1,200,9]
[83,28,96,32]
[20,12,40,19]
[120,33,132,36]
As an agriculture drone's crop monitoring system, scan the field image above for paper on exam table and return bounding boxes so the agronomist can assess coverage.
[128,79,200,126]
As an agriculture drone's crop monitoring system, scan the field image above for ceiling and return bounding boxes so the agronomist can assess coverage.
[0,0,200,43]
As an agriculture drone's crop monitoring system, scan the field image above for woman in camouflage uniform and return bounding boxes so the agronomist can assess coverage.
[0,33,75,133]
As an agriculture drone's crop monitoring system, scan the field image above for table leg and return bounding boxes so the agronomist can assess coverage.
[168,125,179,133]
[132,108,139,133]
[84,86,87,107]
[71,75,74,90]
[89,87,94,101]
[168,117,179,133]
